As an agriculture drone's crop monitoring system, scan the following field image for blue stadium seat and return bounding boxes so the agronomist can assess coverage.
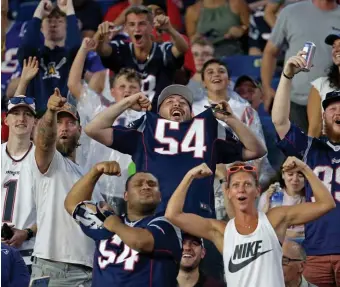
[95,0,122,16]
[221,55,262,80]
[16,1,39,22]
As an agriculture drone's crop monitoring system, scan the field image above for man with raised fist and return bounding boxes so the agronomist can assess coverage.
[64,161,182,287]
[29,89,102,286]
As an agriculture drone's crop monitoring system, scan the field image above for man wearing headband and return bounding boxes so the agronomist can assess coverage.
[1,95,37,271]
[85,84,266,219]
[165,158,335,287]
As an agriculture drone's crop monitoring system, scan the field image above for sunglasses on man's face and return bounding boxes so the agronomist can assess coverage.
[9,97,35,105]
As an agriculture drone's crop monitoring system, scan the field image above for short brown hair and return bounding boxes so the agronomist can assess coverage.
[125,5,153,23]
[43,6,66,20]
[191,36,214,49]
[226,162,259,187]
[112,68,142,88]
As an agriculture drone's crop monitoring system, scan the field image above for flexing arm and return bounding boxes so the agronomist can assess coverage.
[165,164,226,253]
[14,57,39,96]
[104,216,155,253]
[307,86,322,137]
[84,92,151,146]
[65,161,121,215]
[268,157,335,228]
[272,51,306,139]
[35,88,66,173]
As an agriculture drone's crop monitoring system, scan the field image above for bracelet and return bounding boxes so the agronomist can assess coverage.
[25,228,34,241]
[282,72,293,80]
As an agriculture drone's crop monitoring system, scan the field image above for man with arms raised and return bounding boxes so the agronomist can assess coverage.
[272,51,340,286]
[64,161,182,286]
[95,5,188,111]
[30,89,101,286]
[85,84,266,219]
[165,158,335,287]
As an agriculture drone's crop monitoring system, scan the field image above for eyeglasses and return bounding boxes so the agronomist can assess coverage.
[9,97,35,105]
[282,256,303,266]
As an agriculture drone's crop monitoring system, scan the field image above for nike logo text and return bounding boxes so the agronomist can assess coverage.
[228,240,272,273]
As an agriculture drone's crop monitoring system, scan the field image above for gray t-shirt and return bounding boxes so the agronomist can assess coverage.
[270,0,340,105]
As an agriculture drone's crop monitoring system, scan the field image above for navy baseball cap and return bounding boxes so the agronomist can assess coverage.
[182,233,204,248]
[322,90,340,110]
[325,33,340,46]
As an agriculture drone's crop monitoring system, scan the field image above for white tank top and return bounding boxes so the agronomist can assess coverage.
[223,212,285,287]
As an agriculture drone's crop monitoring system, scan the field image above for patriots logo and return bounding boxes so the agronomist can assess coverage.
[73,201,107,230]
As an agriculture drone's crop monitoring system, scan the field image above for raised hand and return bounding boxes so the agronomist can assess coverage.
[128,92,152,112]
[212,100,235,123]
[282,156,308,173]
[95,161,121,176]
[189,163,213,179]
[154,15,172,32]
[95,21,120,43]
[21,57,39,83]
[81,37,97,52]
[47,88,67,112]
[57,0,73,14]
[283,50,307,78]
[37,0,53,18]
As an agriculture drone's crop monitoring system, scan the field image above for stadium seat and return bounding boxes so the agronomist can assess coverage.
[221,55,262,80]
[16,1,39,22]
[95,0,122,16]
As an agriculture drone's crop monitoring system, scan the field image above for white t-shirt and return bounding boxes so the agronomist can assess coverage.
[311,76,335,112]
[224,212,284,287]
[31,150,101,267]
[76,86,142,199]
[1,142,36,265]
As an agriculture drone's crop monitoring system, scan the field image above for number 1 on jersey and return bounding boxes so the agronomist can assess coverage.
[2,180,18,222]
[154,119,207,158]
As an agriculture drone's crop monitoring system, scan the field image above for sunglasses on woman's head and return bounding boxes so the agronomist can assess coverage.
[9,97,35,105]
[226,165,258,182]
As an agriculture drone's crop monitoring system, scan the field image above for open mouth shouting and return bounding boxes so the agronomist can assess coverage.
[182,253,194,259]
[134,34,143,45]
[170,108,184,119]
[237,196,247,202]
[211,78,222,84]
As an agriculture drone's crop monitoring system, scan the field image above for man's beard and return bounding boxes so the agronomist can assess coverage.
[56,135,79,157]
[324,120,340,143]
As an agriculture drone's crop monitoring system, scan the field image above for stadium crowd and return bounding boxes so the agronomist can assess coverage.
[1,0,340,286]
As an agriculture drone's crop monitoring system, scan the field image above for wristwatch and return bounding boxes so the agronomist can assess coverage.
[25,228,34,241]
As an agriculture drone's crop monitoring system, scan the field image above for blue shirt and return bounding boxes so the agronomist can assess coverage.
[109,109,244,218]
[76,210,181,287]
[277,124,340,256]
[101,40,184,112]
[1,244,30,287]
[17,16,82,112]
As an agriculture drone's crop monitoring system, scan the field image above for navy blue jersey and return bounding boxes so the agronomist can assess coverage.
[277,124,340,256]
[73,204,181,287]
[17,16,81,112]
[100,40,184,112]
[109,109,244,218]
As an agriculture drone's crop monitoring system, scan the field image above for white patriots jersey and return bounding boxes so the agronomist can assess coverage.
[1,143,36,265]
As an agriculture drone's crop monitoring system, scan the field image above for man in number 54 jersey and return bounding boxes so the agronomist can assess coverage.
[64,161,182,287]
[85,84,267,218]
[272,51,340,286]
[1,95,37,267]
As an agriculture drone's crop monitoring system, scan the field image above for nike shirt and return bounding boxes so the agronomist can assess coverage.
[223,212,284,287]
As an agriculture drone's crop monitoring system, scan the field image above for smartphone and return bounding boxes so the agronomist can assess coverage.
[204,104,231,115]
[1,223,13,240]
[29,277,50,287]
